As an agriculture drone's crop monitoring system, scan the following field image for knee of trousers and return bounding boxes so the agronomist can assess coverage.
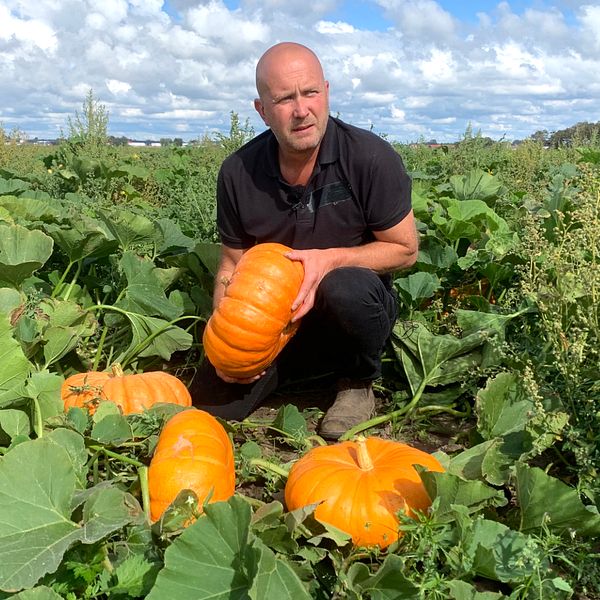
[315,267,395,320]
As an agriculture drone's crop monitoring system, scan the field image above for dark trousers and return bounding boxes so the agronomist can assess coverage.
[190,267,398,420]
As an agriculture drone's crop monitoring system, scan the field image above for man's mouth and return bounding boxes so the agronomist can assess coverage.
[292,123,313,133]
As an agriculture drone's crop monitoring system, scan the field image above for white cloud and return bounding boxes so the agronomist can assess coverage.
[95,0,128,23]
[418,48,456,83]
[315,20,356,34]
[0,4,57,53]
[106,79,132,95]
[186,1,269,44]
[375,0,456,41]
[0,0,599,142]
[579,4,600,49]
[362,92,396,104]
[390,105,405,120]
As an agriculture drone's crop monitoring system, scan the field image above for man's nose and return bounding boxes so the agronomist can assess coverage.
[292,97,309,118]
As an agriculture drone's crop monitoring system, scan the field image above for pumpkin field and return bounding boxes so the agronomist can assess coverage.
[0,123,599,599]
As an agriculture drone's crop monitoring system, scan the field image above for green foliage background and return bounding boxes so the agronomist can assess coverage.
[0,113,599,599]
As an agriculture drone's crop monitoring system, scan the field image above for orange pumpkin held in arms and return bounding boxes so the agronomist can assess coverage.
[202,242,304,379]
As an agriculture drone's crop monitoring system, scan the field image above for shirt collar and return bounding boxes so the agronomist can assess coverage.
[264,116,339,179]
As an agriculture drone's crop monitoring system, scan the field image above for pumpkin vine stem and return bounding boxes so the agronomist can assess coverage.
[32,396,44,438]
[86,304,205,369]
[338,378,429,441]
[50,259,75,299]
[239,419,325,449]
[249,458,290,479]
[138,466,151,524]
[88,445,146,468]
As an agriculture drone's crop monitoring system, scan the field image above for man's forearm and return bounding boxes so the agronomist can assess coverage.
[321,240,418,274]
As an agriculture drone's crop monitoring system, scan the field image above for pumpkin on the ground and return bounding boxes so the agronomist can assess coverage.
[202,242,304,379]
[148,408,236,522]
[61,363,192,415]
[284,436,445,548]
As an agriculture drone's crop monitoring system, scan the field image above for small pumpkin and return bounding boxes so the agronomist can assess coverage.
[148,408,236,522]
[61,363,192,415]
[202,242,304,378]
[284,436,445,548]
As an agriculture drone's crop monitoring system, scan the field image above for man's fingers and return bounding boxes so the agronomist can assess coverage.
[216,369,264,384]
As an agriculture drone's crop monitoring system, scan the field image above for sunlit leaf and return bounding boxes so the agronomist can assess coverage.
[0,224,54,288]
[450,170,504,202]
[115,252,182,321]
[514,464,600,536]
[147,495,310,600]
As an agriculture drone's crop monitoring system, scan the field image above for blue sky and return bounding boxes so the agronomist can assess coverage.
[216,0,580,30]
[1,0,599,142]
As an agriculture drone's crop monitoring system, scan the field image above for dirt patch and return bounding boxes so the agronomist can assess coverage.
[244,382,470,454]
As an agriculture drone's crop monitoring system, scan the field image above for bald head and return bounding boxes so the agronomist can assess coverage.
[255,42,325,99]
[253,42,330,157]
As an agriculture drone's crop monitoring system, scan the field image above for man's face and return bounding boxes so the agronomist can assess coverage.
[254,53,329,156]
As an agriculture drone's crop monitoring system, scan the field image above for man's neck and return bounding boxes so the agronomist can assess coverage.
[278,146,320,186]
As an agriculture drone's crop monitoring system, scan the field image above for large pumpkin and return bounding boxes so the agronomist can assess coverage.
[284,436,445,548]
[202,243,304,378]
[148,408,236,522]
[61,363,192,415]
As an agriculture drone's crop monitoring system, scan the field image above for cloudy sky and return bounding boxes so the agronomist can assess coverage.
[1,0,599,143]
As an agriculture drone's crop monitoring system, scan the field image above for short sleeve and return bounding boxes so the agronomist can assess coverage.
[216,159,254,248]
[361,141,412,231]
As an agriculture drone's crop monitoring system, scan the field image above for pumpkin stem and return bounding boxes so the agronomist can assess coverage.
[110,363,125,377]
[355,436,374,471]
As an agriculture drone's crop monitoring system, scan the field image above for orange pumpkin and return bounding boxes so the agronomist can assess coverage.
[148,408,236,522]
[202,242,304,378]
[284,436,445,548]
[61,363,192,415]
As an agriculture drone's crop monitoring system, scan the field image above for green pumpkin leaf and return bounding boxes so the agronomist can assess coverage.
[514,463,600,536]
[0,224,54,288]
[147,496,310,600]
[115,252,182,321]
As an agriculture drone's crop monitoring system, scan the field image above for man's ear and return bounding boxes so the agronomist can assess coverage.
[254,98,268,126]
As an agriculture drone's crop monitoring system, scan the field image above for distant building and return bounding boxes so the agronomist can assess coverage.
[127,139,162,147]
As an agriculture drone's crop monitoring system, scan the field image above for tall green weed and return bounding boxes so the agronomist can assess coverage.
[512,162,600,496]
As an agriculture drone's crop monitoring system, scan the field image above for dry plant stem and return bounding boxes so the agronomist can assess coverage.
[355,436,374,470]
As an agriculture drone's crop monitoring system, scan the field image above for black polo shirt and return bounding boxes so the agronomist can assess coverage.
[216,116,412,251]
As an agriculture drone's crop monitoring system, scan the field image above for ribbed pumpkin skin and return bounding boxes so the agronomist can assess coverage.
[284,437,445,548]
[202,243,304,378]
[61,365,192,415]
[148,409,236,522]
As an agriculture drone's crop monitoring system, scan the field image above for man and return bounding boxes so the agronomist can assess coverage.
[192,41,417,440]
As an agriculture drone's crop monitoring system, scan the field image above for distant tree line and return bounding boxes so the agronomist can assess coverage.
[528,121,600,148]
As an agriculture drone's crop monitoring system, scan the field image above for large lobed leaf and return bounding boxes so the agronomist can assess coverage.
[147,495,310,600]
[0,224,54,288]
[0,313,32,406]
[0,430,140,592]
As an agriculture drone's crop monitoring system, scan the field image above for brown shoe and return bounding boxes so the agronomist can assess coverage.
[318,378,375,440]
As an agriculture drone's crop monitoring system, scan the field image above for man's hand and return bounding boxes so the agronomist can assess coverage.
[285,248,338,321]
[215,368,266,384]
[284,212,419,321]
